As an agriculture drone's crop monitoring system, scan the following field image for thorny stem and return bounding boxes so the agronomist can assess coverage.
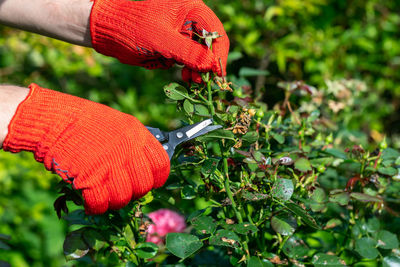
[207,80,216,116]
[207,79,250,258]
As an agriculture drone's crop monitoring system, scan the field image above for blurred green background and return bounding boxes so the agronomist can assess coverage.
[0,0,399,265]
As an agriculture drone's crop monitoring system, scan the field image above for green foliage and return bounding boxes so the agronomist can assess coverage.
[1,0,400,266]
[40,73,400,266]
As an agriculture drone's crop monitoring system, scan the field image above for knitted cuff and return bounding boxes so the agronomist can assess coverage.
[90,0,141,58]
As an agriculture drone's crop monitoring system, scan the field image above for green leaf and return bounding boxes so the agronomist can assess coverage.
[135,242,158,259]
[242,131,259,144]
[247,256,273,267]
[329,190,350,206]
[383,255,400,267]
[312,253,344,267]
[191,216,217,234]
[324,148,347,160]
[209,230,240,248]
[382,148,400,161]
[271,132,285,144]
[355,237,379,259]
[229,223,259,235]
[282,236,308,259]
[197,129,236,141]
[272,178,294,201]
[378,167,397,176]
[377,230,399,249]
[311,188,326,203]
[310,188,326,212]
[366,217,380,233]
[166,183,183,190]
[166,233,203,259]
[285,202,319,230]
[140,192,154,205]
[163,83,188,100]
[295,158,312,172]
[350,192,382,202]
[194,104,210,116]
[183,99,194,115]
[201,158,220,176]
[63,230,89,261]
[82,228,105,251]
[271,214,297,236]
[325,218,342,229]
[181,185,196,200]
[239,67,269,77]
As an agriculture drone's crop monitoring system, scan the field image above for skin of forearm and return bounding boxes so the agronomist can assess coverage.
[0,0,93,47]
[0,85,29,148]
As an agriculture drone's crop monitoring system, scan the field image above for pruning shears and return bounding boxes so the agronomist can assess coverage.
[146,119,222,160]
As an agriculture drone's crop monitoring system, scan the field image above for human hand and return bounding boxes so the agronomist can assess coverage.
[3,84,170,214]
[90,0,229,82]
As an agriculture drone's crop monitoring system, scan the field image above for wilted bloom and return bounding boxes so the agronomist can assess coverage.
[146,209,186,245]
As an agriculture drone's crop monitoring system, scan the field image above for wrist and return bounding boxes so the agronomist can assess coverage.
[0,0,93,47]
[0,85,30,149]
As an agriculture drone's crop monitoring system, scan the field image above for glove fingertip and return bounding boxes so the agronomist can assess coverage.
[82,187,109,215]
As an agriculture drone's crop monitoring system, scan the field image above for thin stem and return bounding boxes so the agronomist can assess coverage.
[207,80,216,117]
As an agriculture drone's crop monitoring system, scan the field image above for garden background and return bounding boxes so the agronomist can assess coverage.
[0,0,400,266]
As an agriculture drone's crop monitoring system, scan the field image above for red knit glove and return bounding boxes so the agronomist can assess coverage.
[3,84,170,215]
[90,0,229,83]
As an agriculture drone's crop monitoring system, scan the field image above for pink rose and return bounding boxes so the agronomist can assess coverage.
[146,209,186,245]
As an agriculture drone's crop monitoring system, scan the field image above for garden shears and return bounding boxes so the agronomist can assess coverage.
[146,119,222,160]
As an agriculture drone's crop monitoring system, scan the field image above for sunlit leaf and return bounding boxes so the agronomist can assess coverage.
[209,230,240,248]
[329,190,349,206]
[191,216,217,234]
[285,203,319,230]
[166,233,203,259]
[377,230,399,249]
[63,230,89,261]
[383,255,400,267]
[272,178,294,201]
[135,242,158,259]
[312,253,344,267]
[183,99,194,115]
[355,237,379,259]
[247,256,273,267]
[350,192,381,202]
[295,158,312,172]
[181,185,197,200]
[282,236,308,259]
[163,83,188,100]
[271,214,297,236]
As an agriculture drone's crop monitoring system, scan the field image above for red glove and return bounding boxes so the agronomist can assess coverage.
[3,84,170,214]
[90,0,229,83]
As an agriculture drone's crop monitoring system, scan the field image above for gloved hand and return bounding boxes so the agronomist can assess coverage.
[3,84,170,214]
[90,0,229,83]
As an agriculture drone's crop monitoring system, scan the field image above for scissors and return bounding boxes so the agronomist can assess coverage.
[146,119,222,160]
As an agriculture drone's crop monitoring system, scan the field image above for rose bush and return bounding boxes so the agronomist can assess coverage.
[49,71,400,266]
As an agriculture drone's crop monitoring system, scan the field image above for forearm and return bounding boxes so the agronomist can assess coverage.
[0,85,30,148]
[0,0,93,47]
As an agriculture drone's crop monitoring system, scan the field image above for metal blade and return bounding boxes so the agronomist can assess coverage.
[145,126,167,142]
[189,125,222,139]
